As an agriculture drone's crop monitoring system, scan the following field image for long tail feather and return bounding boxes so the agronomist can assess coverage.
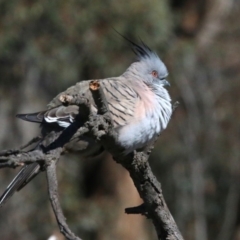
[0,137,43,206]
[0,163,40,206]
[16,111,46,123]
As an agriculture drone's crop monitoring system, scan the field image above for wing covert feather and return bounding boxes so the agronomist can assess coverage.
[46,78,138,127]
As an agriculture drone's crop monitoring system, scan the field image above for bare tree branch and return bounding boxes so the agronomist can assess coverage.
[0,81,183,240]
[46,151,82,240]
[0,150,45,168]
[115,151,184,240]
[88,81,184,240]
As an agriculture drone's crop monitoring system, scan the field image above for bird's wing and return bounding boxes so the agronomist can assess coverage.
[17,78,139,128]
[101,79,138,126]
[43,105,79,127]
[16,105,79,128]
[16,111,46,123]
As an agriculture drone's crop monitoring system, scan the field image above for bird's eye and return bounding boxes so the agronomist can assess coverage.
[152,70,158,78]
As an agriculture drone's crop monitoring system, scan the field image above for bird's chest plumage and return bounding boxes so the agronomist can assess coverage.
[116,92,164,153]
[118,113,160,152]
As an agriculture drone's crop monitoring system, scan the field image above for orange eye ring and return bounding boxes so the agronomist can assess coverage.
[152,70,158,78]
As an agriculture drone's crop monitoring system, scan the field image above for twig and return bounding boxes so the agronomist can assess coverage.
[125,203,147,215]
[88,81,122,156]
[172,101,180,112]
[46,150,82,240]
[0,150,45,168]
[89,80,110,115]
[0,136,42,157]
[19,136,42,150]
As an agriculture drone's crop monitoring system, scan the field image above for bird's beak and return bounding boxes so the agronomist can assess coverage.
[162,79,170,87]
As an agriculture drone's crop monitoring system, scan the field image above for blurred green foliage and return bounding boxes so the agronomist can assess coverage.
[0,0,240,240]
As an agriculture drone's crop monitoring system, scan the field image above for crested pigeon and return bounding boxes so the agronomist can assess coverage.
[0,39,172,205]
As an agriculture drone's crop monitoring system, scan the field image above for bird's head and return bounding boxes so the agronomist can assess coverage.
[123,39,170,88]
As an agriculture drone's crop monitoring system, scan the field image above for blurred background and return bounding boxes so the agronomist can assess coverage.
[0,0,239,239]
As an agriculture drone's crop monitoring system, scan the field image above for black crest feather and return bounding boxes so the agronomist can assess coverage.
[112,28,154,60]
